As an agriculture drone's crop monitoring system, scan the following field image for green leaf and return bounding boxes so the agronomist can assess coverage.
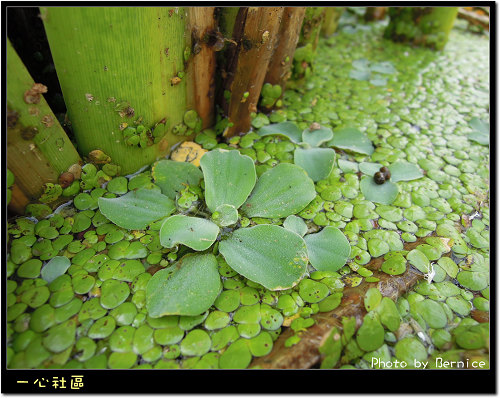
[370,61,396,75]
[159,215,219,251]
[469,117,489,135]
[219,225,308,290]
[257,122,302,143]
[349,69,370,81]
[352,58,370,70]
[468,118,489,146]
[388,161,423,182]
[376,297,401,332]
[242,163,316,218]
[381,254,407,275]
[407,249,430,274]
[302,126,333,147]
[304,227,350,272]
[41,256,71,283]
[200,149,256,213]
[283,215,308,237]
[338,159,359,173]
[7,169,14,188]
[293,147,336,182]
[218,338,252,369]
[328,127,374,155]
[356,313,384,352]
[456,271,489,291]
[146,253,221,317]
[415,299,447,329]
[369,75,387,86]
[364,288,382,312]
[211,204,239,227]
[151,160,203,200]
[98,189,175,230]
[359,162,383,176]
[360,176,399,205]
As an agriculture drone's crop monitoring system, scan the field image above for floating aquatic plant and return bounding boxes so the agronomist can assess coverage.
[359,161,424,205]
[97,149,351,317]
[257,121,374,182]
[349,58,397,86]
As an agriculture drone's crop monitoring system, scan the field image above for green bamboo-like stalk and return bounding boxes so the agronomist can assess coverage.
[218,7,239,36]
[42,7,191,175]
[7,39,81,202]
[384,7,459,50]
[321,7,345,36]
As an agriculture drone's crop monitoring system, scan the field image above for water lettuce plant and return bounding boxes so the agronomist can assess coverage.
[358,161,424,205]
[257,121,374,182]
[98,149,350,318]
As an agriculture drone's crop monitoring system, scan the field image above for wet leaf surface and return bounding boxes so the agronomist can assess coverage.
[219,225,308,290]
[98,189,175,230]
[146,254,221,317]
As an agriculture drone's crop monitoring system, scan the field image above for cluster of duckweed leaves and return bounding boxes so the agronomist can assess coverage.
[7,18,489,369]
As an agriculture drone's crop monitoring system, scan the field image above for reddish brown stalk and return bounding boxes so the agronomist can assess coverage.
[186,8,217,129]
[222,7,285,137]
[263,7,306,93]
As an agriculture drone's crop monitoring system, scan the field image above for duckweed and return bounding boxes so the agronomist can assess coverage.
[7,11,489,371]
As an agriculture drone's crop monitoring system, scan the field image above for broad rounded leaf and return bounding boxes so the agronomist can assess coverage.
[350,69,371,81]
[146,253,221,317]
[242,163,316,218]
[212,204,239,227]
[200,149,256,213]
[352,57,370,70]
[356,314,385,352]
[302,126,333,147]
[41,256,71,283]
[469,117,489,135]
[283,215,308,237]
[328,127,374,155]
[338,159,359,173]
[468,118,489,145]
[415,299,447,329]
[359,162,383,176]
[388,161,423,183]
[219,225,308,290]
[407,249,430,273]
[160,215,219,251]
[304,226,350,272]
[98,188,175,230]
[360,176,399,205]
[257,122,302,143]
[376,297,401,332]
[151,160,203,199]
[370,75,387,86]
[370,61,396,75]
[293,147,336,182]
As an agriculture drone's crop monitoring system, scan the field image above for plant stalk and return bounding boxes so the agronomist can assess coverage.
[262,6,305,108]
[321,7,345,36]
[221,7,285,137]
[186,7,217,129]
[42,7,190,175]
[7,39,81,202]
[384,7,459,50]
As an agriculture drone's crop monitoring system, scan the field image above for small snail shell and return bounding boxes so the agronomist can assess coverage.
[373,171,386,185]
[379,166,391,180]
[59,172,75,188]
